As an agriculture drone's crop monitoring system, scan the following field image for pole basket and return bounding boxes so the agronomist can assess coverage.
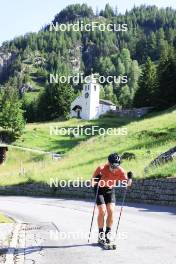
[0,146,8,165]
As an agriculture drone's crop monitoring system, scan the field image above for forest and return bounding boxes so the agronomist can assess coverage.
[0,3,176,135]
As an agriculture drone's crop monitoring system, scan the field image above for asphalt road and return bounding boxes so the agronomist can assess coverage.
[0,196,175,264]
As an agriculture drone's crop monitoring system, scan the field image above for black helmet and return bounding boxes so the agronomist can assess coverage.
[108,153,121,168]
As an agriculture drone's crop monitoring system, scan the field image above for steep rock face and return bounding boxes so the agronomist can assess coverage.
[0,52,12,74]
[69,44,82,72]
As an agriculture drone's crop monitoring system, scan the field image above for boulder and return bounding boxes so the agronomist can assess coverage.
[121,152,136,160]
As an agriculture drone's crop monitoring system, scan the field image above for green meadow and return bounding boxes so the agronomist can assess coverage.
[0,108,175,186]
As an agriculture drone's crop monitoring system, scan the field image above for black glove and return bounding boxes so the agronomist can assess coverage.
[92,174,102,189]
[127,171,133,179]
[94,174,101,183]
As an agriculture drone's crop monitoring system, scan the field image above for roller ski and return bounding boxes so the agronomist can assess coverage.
[97,239,117,250]
[103,242,117,250]
[97,233,117,250]
[104,232,117,250]
[97,232,106,247]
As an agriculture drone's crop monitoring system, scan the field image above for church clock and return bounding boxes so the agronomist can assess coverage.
[85,92,89,99]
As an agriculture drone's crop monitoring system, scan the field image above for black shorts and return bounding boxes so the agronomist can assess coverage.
[94,187,116,205]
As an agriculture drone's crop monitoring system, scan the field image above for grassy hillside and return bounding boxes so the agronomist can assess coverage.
[0,213,13,223]
[0,108,175,186]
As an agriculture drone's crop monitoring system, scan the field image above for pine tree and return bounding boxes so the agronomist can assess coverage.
[98,57,115,77]
[156,49,176,109]
[0,86,25,136]
[119,85,132,108]
[134,57,158,107]
[38,82,74,120]
[100,86,105,99]
[117,58,125,75]
[120,49,131,74]
[104,85,114,102]
[100,4,114,18]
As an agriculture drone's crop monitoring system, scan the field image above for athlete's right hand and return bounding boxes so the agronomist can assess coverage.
[91,174,101,187]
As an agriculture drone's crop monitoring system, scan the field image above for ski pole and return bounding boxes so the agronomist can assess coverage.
[115,186,128,238]
[88,183,100,243]
[115,171,133,239]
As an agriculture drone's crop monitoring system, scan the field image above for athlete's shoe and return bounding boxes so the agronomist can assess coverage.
[105,231,112,244]
[98,232,105,244]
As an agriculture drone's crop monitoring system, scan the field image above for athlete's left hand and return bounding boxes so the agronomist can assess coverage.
[127,171,133,187]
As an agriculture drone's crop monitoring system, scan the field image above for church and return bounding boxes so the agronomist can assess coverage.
[70,75,116,120]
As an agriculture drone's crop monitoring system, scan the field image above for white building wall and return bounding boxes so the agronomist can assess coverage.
[89,81,100,119]
[70,96,83,117]
[81,83,91,120]
[70,76,116,120]
[98,104,116,116]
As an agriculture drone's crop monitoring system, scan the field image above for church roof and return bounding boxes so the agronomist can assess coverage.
[99,99,115,106]
[72,105,82,111]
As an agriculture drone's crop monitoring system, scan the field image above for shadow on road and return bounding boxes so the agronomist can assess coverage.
[0,243,99,255]
[0,246,42,255]
[125,202,176,215]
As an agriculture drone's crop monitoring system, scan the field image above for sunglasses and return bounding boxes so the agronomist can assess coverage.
[110,164,119,169]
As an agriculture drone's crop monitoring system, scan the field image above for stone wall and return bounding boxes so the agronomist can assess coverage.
[112,107,153,118]
[0,178,176,206]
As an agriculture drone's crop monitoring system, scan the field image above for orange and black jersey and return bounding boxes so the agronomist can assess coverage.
[92,163,128,188]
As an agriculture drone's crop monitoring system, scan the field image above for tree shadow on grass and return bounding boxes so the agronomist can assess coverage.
[26,115,136,155]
